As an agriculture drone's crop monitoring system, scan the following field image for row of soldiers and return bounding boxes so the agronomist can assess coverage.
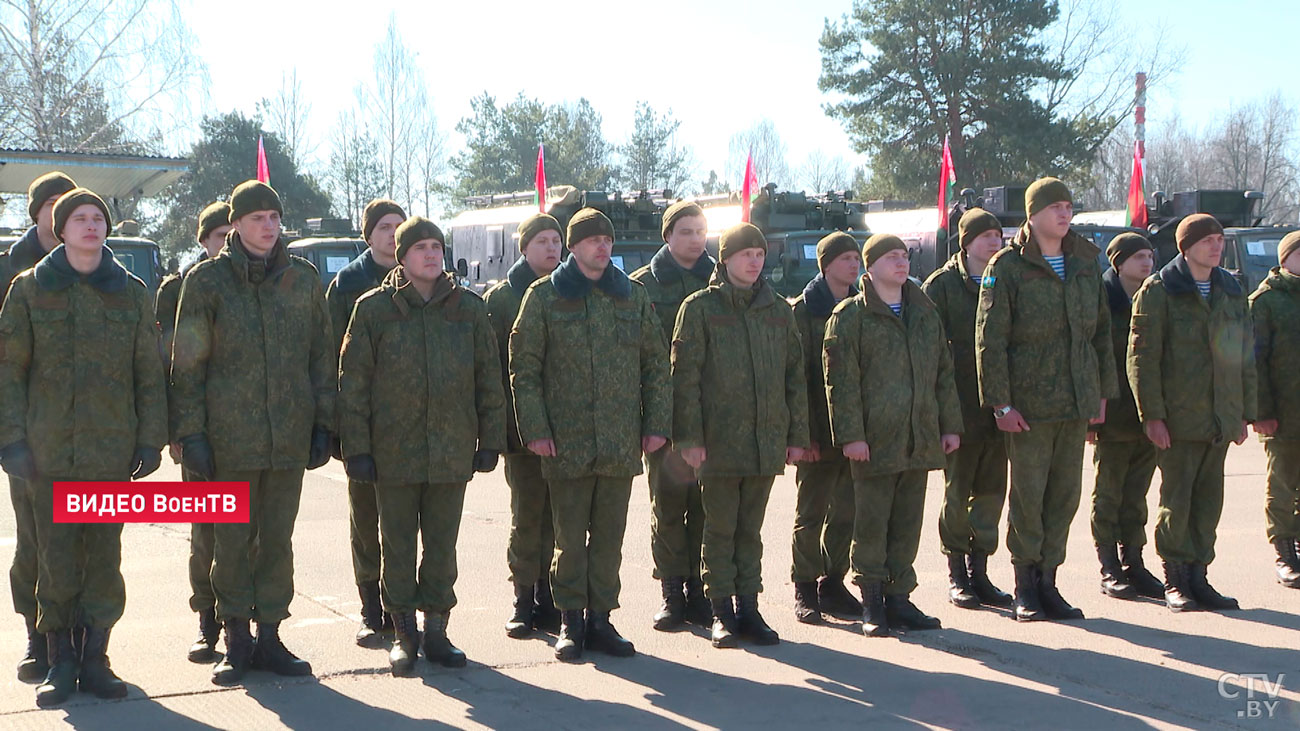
[2,170,1298,701]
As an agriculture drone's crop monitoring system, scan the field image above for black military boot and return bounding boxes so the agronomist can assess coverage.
[859,582,889,637]
[533,580,561,634]
[1097,543,1137,599]
[947,553,979,608]
[885,594,941,630]
[1013,564,1046,622]
[586,611,636,657]
[652,577,686,631]
[35,631,79,707]
[505,583,535,639]
[188,608,220,663]
[710,598,739,648]
[1188,563,1239,610]
[793,581,822,624]
[211,618,254,685]
[1272,538,1300,588]
[554,610,585,662]
[388,613,420,677]
[422,612,467,668]
[1119,543,1165,599]
[77,626,127,699]
[1162,561,1199,612]
[817,575,863,617]
[683,578,712,627]
[251,622,313,676]
[967,552,1013,607]
[736,595,780,645]
[17,614,48,682]
[1037,565,1085,620]
[355,582,386,648]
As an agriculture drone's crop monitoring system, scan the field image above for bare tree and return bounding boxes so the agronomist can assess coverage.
[799,150,851,194]
[410,99,448,217]
[257,70,314,166]
[1206,94,1299,223]
[326,104,385,229]
[726,119,791,189]
[0,0,204,153]
[367,14,422,210]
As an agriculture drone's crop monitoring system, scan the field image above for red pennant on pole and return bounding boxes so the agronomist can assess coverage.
[740,151,757,223]
[1125,141,1148,229]
[535,144,547,212]
[256,135,270,184]
[937,134,956,233]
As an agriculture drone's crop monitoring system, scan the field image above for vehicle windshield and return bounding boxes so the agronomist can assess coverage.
[1238,232,1289,286]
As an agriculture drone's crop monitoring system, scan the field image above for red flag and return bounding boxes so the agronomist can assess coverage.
[740,151,757,223]
[535,144,547,212]
[1125,141,1148,229]
[937,134,956,233]
[256,135,270,184]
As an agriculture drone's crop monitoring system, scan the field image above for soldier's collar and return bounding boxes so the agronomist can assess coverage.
[33,244,128,293]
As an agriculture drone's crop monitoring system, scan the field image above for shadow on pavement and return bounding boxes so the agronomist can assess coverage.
[244,673,448,730]
[31,683,223,730]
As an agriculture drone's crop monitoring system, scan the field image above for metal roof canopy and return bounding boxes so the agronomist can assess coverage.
[0,148,189,199]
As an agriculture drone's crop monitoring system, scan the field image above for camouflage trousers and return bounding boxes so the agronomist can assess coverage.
[182,465,216,612]
[348,478,382,585]
[790,459,853,583]
[700,475,775,599]
[850,470,928,596]
[31,479,125,632]
[376,482,466,615]
[647,447,704,581]
[1005,419,1087,568]
[8,476,37,619]
[1091,439,1158,547]
[938,439,1008,556]
[1155,440,1228,565]
[548,475,633,612]
[211,468,304,623]
[1265,440,1300,542]
[505,454,554,587]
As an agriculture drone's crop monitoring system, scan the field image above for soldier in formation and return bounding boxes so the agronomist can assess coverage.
[338,216,505,675]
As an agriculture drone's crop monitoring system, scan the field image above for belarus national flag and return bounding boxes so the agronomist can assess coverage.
[1125,141,1148,229]
[937,134,956,236]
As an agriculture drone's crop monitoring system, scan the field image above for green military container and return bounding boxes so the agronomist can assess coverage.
[287,237,367,287]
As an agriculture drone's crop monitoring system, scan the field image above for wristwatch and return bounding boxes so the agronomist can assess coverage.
[993,405,1014,419]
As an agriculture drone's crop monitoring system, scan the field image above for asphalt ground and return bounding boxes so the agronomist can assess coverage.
[0,439,1296,729]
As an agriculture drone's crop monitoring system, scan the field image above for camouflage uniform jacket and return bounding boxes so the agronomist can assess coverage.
[1094,268,1144,441]
[791,273,855,461]
[339,268,505,485]
[325,249,390,359]
[154,249,208,375]
[1251,267,1300,440]
[0,245,166,479]
[672,271,809,478]
[975,227,1118,422]
[1129,255,1256,442]
[630,244,716,342]
[169,233,336,472]
[923,251,997,442]
[509,255,671,480]
[824,277,962,478]
[0,227,50,305]
[484,257,540,454]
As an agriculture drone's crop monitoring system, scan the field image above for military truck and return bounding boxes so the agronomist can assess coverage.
[446,185,671,293]
[0,233,164,293]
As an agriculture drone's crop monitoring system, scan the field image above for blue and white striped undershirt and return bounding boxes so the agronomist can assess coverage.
[1196,280,1212,299]
[1044,254,1066,280]
[970,274,983,285]
[888,302,902,316]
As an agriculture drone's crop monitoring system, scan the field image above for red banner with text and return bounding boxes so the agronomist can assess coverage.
[53,482,251,524]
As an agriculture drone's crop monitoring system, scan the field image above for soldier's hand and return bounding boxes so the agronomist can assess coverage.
[130,448,162,480]
[179,434,215,481]
[994,407,1030,433]
[785,447,806,465]
[0,440,37,480]
[842,441,870,462]
[642,435,667,454]
[472,449,500,473]
[345,454,378,482]
[941,434,961,454]
[806,442,822,462]
[1089,399,1108,426]
[681,446,707,468]
[1085,429,1098,444]
[528,439,557,458]
[307,425,332,470]
[1254,419,1278,437]
[1235,420,1249,446]
[1143,419,1171,450]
